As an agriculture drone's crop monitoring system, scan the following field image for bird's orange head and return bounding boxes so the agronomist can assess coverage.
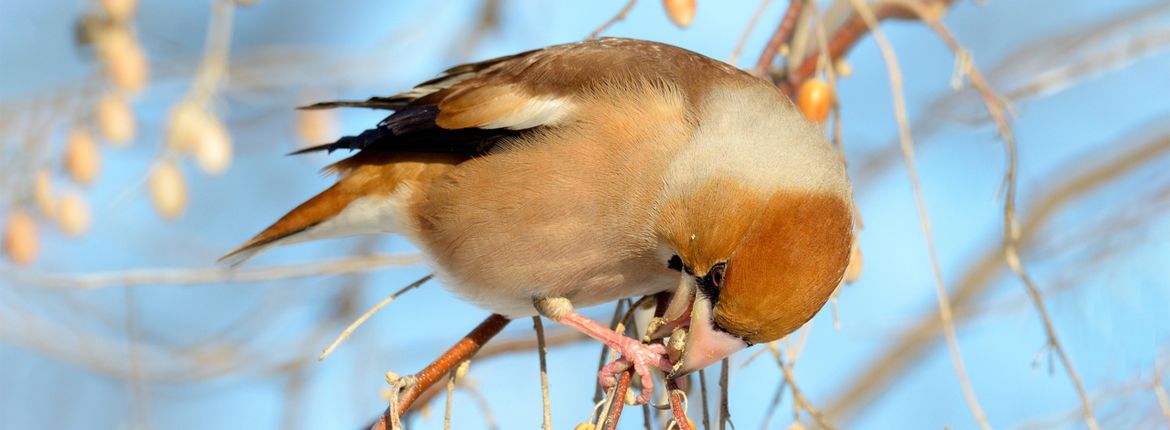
[653,83,854,376]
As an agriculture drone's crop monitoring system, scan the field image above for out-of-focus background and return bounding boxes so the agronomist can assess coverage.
[2,1,1169,429]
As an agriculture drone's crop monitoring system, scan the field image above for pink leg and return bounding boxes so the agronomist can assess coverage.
[558,311,672,404]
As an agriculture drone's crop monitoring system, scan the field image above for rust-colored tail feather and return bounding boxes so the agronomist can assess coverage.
[219,152,464,266]
[218,182,358,266]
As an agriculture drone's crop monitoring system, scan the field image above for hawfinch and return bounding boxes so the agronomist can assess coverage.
[223,38,853,403]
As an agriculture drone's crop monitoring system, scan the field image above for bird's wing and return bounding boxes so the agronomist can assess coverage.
[291,38,731,156]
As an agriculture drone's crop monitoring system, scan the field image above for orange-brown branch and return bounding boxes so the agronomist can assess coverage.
[753,0,805,77]
[372,313,511,430]
[601,369,635,430]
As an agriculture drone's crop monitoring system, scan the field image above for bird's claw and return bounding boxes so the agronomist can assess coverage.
[598,339,672,404]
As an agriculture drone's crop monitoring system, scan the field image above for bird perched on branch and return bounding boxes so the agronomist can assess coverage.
[223,38,854,404]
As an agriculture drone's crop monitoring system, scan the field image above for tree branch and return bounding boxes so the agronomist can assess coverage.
[844,0,991,427]
[4,254,422,289]
[590,0,638,39]
[753,0,805,77]
[827,126,1170,423]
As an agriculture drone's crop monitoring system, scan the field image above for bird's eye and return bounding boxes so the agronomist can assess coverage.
[708,262,726,288]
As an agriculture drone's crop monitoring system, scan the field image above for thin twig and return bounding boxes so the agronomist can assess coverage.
[407,327,592,409]
[4,254,422,289]
[772,345,834,430]
[783,1,904,96]
[1155,358,1170,426]
[806,0,845,155]
[444,368,457,430]
[739,346,772,369]
[533,316,553,430]
[719,358,731,430]
[914,12,1099,430]
[190,0,236,101]
[320,274,431,361]
[759,378,788,430]
[123,287,151,428]
[827,129,1170,423]
[460,381,499,430]
[753,0,805,77]
[699,369,712,430]
[729,0,774,65]
[844,1,992,428]
[590,0,638,39]
[477,328,588,360]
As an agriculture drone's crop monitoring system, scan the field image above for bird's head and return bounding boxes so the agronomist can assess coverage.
[652,84,854,377]
[656,182,853,377]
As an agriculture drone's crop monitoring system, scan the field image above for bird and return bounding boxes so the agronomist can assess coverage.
[222,37,854,404]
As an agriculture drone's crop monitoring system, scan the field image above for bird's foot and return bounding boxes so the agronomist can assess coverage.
[598,338,672,404]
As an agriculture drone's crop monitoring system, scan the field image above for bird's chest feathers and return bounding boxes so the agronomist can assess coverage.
[427,239,679,318]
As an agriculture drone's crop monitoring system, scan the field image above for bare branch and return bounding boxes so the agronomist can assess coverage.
[667,381,695,430]
[4,254,422,289]
[373,314,511,430]
[753,0,805,77]
[1156,358,1170,426]
[844,1,991,428]
[719,358,732,430]
[912,11,1100,430]
[772,344,834,430]
[699,369,712,430]
[827,126,1170,422]
[590,0,638,39]
[602,368,636,430]
[729,0,774,65]
[319,274,431,361]
[533,316,553,430]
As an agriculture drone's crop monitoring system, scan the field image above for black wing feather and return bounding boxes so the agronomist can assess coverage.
[290,47,546,156]
[289,105,524,156]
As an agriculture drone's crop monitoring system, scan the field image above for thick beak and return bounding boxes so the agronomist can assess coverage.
[668,293,749,378]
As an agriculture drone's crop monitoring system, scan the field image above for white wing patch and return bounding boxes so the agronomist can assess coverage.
[480,96,575,130]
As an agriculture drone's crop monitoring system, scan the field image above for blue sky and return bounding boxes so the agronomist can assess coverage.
[2,1,1169,429]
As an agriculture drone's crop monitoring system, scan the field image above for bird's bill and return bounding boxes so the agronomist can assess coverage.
[669,293,749,378]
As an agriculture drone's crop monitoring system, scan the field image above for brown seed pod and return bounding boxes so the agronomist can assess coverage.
[96,26,148,92]
[33,170,57,218]
[193,114,233,175]
[296,107,337,147]
[797,78,834,124]
[663,0,697,28]
[96,92,136,146]
[64,128,101,185]
[57,192,91,237]
[100,0,138,22]
[166,101,204,153]
[4,211,39,266]
[844,241,863,283]
[149,160,187,220]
